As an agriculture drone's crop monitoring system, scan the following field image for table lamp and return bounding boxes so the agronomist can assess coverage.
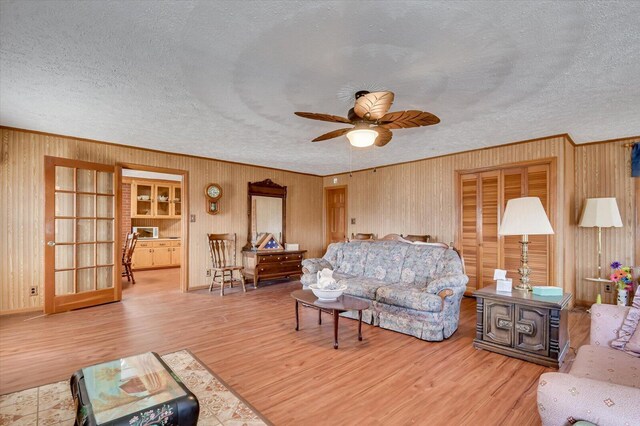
[499,197,554,291]
[578,198,622,278]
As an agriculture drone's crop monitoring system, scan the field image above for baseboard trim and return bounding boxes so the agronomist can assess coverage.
[0,306,43,316]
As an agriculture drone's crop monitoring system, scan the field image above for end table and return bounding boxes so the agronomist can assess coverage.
[473,285,572,368]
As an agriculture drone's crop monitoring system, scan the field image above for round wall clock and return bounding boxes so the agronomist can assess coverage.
[205,183,222,215]
[205,183,222,200]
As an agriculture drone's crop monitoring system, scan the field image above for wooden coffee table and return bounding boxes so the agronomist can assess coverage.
[291,289,370,349]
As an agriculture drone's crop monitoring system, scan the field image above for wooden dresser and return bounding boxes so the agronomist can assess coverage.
[473,285,572,368]
[242,250,306,288]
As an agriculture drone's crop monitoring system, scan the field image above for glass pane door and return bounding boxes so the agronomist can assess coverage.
[134,184,153,217]
[156,184,171,217]
[172,185,181,217]
[45,156,118,314]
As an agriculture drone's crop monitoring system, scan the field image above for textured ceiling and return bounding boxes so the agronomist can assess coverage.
[1,1,639,175]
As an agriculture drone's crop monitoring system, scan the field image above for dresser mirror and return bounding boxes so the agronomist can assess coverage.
[244,179,287,250]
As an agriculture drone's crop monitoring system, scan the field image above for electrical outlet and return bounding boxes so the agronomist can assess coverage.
[30,286,38,296]
[190,214,196,223]
[206,269,211,277]
[604,283,612,293]
[351,218,356,225]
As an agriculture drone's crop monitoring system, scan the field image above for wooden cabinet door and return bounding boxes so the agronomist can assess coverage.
[515,305,549,356]
[132,182,154,218]
[483,300,514,347]
[171,246,181,265]
[155,184,172,217]
[153,247,172,266]
[131,247,153,269]
[171,185,182,217]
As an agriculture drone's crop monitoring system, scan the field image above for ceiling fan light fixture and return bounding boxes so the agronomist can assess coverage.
[346,128,377,148]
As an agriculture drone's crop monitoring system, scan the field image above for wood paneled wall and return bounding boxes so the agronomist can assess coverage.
[1,127,636,313]
[324,135,578,297]
[574,138,639,305]
[324,135,638,306]
[0,128,324,313]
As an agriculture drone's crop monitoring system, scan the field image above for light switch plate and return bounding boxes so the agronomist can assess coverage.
[190,214,196,222]
[351,218,356,225]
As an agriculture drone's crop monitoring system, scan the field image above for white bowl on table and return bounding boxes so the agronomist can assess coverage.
[308,283,347,302]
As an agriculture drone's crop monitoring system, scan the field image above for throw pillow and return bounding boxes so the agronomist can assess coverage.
[625,321,640,356]
[610,293,640,357]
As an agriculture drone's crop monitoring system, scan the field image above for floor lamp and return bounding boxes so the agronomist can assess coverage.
[499,197,555,291]
[578,198,623,279]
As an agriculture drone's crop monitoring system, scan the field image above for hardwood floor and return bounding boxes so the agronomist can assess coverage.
[0,269,590,425]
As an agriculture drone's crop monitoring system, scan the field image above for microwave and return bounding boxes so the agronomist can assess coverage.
[132,226,159,239]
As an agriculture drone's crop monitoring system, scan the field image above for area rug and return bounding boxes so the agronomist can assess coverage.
[0,349,269,426]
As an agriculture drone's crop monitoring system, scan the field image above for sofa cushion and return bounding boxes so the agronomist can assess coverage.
[434,249,464,277]
[340,276,386,299]
[376,285,443,312]
[322,242,344,267]
[611,295,640,356]
[398,245,447,286]
[626,324,640,356]
[570,345,640,388]
[363,241,409,282]
[335,241,370,276]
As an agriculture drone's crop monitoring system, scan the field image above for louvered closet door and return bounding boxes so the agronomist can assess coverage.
[458,162,553,293]
[460,175,479,291]
[502,169,525,279]
[525,164,551,285]
[480,171,500,288]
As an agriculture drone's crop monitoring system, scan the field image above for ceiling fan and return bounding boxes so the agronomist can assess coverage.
[294,90,440,147]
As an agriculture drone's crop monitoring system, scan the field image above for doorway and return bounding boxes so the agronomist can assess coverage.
[325,186,347,248]
[118,164,189,296]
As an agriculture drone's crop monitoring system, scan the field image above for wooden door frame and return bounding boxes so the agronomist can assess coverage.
[324,185,348,250]
[117,162,189,293]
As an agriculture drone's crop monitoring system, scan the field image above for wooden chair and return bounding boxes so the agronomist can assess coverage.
[122,232,138,284]
[403,234,431,243]
[351,233,375,241]
[207,233,246,295]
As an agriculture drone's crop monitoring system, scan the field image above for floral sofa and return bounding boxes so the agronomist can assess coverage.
[537,303,640,425]
[301,240,468,341]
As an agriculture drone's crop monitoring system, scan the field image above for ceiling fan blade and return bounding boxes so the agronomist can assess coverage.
[294,112,352,124]
[379,110,440,129]
[373,127,393,147]
[353,91,395,120]
[312,128,352,142]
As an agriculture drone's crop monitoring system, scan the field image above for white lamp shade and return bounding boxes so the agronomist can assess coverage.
[346,129,377,147]
[499,197,554,236]
[578,198,623,228]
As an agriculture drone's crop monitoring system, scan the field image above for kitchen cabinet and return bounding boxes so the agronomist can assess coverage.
[131,180,181,219]
[131,239,181,270]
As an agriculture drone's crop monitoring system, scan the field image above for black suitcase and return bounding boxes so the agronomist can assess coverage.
[70,352,199,426]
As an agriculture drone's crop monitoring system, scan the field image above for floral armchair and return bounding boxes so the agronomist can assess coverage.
[537,303,640,425]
